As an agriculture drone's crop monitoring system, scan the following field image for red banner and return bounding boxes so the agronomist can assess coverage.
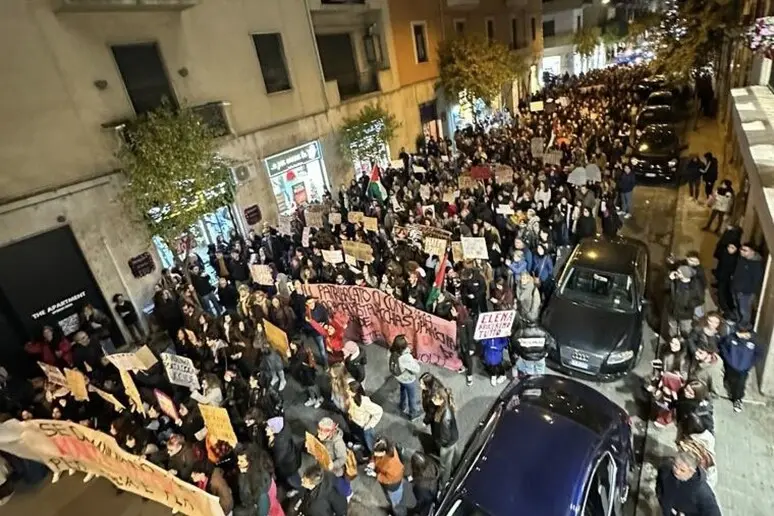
[469,165,492,180]
[301,284,460,371]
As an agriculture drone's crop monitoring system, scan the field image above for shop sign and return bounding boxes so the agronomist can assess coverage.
[265,141,321,176]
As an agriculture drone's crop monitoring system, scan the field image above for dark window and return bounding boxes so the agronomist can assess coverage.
[531,17,536,41]
[252,33,292,94]
[413,23,428,63]
[486,19,495,42]
[511,18,518,48]
[112,43,176,114]
[577,15,582,31]
[455,19,465,35]
[543,20,555,38]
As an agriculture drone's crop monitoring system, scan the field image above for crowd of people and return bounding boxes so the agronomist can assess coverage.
[0,64,746,516]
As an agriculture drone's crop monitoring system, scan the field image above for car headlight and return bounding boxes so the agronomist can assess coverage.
[630,157,640,165]
[668,159,678,168]
[607,350,634,365]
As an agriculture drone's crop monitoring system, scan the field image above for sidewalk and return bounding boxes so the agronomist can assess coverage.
[636,119,774,516]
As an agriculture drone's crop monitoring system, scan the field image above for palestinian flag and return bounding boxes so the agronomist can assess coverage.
[426,252,448,307]
[367,164,387,203]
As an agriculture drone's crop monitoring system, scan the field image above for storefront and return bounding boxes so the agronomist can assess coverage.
[264,140,330,215]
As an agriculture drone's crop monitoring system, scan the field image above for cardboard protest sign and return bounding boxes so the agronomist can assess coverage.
[321,249,343,264]
[494,166,514,184]
[461,237,489,260]
[412,224,452,240]
[363,216,378,233]
[458,175,476,190]
[278,215,293,235]
[198,404,238,447]
[422,205,435,218]
[544,150,563,166]
[474,310,518,340]
[451,241,464,263]
[64,368,89,401]
[154,389,179,421]
[305,432,332,470]
[530,101,544,112]
[305,209,324,228]
[251,264,274,286]
[134,345,158,370]
[419,185,431,201]
[423,236,448,258]
[89,385,125,411]
[119,370,145,416]
[470,165,492,180]
[161,353,200,391]
[344,254,358,266]
[300,284,460,371]
[106,352,147,372]
[347,211,364,224]
[342,241,374,263]
[531,137,545,157]
[37,362,68,388]
[263,320,290,359]
[0,419,224,516]
[496,204,514,215]
[328,212,342,226]
[442,191,457,204]
[557,96,569,107]
[301,227,311,247]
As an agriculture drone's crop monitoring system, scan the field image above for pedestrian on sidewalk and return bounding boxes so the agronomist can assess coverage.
[689,346,725,400]
[719,323,762,412]
[700,152,719,200]
[732,243,764,327]
[389,335,422,420]
[713,241,739,318]
[685,155,703,202]
[616,165,636,218]
[656,450,721,516]
[703,179,734,234]
[677,413,717,490]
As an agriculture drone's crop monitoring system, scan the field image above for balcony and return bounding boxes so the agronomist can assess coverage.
[334,70,380,101]
[57,0,199,12]
[446,0,480,7]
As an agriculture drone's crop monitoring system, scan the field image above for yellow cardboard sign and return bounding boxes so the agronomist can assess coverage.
[263,319,290,359]
[119,370,145,416]
[198,404,238,447]
[305,432,332,470]
[64,368,89,401]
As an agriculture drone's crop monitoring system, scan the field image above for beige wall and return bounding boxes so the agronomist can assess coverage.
[386,0,443,87]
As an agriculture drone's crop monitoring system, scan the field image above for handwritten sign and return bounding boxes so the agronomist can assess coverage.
[305,432,332,471]
[305,209,324,228]
[530,101,544,112]
[544,150,563,166]
[329,213,342,226]
[419,185,431,201]
[345,254,358,266]
[134,345,158,369]
[301,227,311,248]
[154,389,179,421]
[531,137,545,157]
[494,165,514,184]
[451,241,464,263]
[342,241,374,263]
[442,191,457,204]
[161,353,200,391]
[106,352,147,372]
[496,204,514,215]
[89,385,125,411]
[423,236,448,258]
[322,249,343,264]
[474,310,517,340]
[263,320,290,359]
[119,370,145,416]
[278,215,293,235]
[37,362,67,388]
[198,404,238,447]
[0,419,224,516]
[461,237,489,260]
[251,264,274,286]
[300,284,460,371]
[348,211,364,224]
[458,175,476,190]
[363,216,378,232]
[64,368,89,401]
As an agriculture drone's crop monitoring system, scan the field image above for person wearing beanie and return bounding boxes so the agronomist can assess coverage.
[266,415,302,493]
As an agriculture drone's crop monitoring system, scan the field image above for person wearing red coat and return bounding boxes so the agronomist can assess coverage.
[24,325,73,368]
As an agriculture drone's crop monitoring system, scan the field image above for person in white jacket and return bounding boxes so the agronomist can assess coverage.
[346,380,383,458]
[703,179,734,234]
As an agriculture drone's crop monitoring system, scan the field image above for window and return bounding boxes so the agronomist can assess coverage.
[112,43,176,114]
[559,267,635,312]
[485,18,495,42]
[412,22,428,63]
[251,33,292,94]
[543,20,555,38]
[511,18,518,48]
[582,453,617,516]
[577,15,582,31]
[531,17,536,41]
[454,19,466,35]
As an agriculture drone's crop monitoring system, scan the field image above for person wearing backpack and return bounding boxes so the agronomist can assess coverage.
[389,335,422,420]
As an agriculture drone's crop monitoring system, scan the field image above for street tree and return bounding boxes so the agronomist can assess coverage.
[338,103,401,169]
[573,26,602,58]
[118,102,234,278]
[438,34,523,105]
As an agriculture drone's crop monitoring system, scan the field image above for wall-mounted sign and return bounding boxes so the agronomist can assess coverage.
[128,252,155,279]
[243,205,262,226]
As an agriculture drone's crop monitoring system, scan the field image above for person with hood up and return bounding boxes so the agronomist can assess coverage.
[389,335,422,420]
[666,265,704,337]
[511,319,553,377]
[481,333,509,386]
[732,242,763,327]
[297,463,348,516]
[719,323,762,412]
[515,272,542,324]
[656,450,721,516]
[265,415,302,493]
[316,417,351,500]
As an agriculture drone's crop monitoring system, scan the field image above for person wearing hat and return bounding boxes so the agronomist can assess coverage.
[265,415,302,493]
[667,265,704,338]
[316,417,351,500]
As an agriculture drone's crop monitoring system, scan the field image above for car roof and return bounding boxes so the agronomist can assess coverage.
[640,123,677,137]
[639,105,672,115]
[569,237,644,275]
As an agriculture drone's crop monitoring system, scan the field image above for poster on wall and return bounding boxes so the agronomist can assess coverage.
[265,141,330,216]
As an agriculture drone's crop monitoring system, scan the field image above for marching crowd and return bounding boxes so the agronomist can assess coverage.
[0,64,749,516]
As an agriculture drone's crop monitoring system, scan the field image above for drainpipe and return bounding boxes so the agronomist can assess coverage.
[438,0,446,41]
[303,0,330,111]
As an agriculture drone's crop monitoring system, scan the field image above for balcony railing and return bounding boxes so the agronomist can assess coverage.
[57,0,199,12]
[333,70,380,101]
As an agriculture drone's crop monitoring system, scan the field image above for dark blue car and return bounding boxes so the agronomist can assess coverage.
[432,375,633,516]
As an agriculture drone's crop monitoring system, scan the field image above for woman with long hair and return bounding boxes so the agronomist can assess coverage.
[427,385,460,485]
[346,380,383,459]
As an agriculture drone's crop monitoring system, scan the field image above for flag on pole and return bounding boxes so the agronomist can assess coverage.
[426,252,448,307]
[367,164,387,203]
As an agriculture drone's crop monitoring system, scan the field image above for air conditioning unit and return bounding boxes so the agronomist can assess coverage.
[231,163,256,185]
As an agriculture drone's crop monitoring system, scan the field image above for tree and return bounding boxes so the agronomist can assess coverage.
[118,102,234,278]
[601,23,623,47]
[438,34,523,105]
[573,26,602,58]
[338,103,401,169]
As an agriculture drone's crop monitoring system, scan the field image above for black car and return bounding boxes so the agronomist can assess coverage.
[629,124,682,181]
[633,75,666,99]
[542,237,649,380]
[645,90,675,109]
[635,105,674,130]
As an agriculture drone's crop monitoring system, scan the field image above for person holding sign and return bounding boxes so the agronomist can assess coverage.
[316,417,351,500]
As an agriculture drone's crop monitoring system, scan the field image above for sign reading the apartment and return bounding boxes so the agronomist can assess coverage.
[265,141,321,175]
[31,291,86,320]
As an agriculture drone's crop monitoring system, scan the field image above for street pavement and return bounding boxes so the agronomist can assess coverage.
[5,121,773,516]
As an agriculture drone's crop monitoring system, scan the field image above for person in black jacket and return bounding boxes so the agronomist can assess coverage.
[343,340,367,384]
[511,320,553,377]
[684,155,703,201]
[732,243,764,327]
[701,152,718,200]
[113,293,144,344]
[216,277,239,314]
[265,415,302,492]
[656,450,721,516]
[190,265,222,316]
[298,463,348,516]
[426,385,459,485]
[666,265,704,337]
[409,452,440,516]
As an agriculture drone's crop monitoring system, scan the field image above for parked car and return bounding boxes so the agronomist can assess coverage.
[635,105,675,131]
[629,124,683,182]
[645,90,675,109]
[432,375,634,516]
[542,237,650,380]
[634,75,666,99]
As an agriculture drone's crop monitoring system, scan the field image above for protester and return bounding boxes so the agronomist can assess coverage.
[656,450,721,516]
[369,438,406,516]
[298,464,348,516]
[389,335,422,420]
[731,243,763,327]
[719,323,762,412]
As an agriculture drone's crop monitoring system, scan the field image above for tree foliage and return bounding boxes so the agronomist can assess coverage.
[118,102,234,267]
[601,22,624,47]
[438,34,523,104]
[573,26,602,57]
[338,103,401,167]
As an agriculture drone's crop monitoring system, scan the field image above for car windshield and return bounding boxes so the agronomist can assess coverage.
[637,109,672,128]
[559,267,635,312]
[637,128,677,154]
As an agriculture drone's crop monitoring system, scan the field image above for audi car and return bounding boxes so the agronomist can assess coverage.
[629,124,682,182]
[432,375,634,516]
[542,237,649,381]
